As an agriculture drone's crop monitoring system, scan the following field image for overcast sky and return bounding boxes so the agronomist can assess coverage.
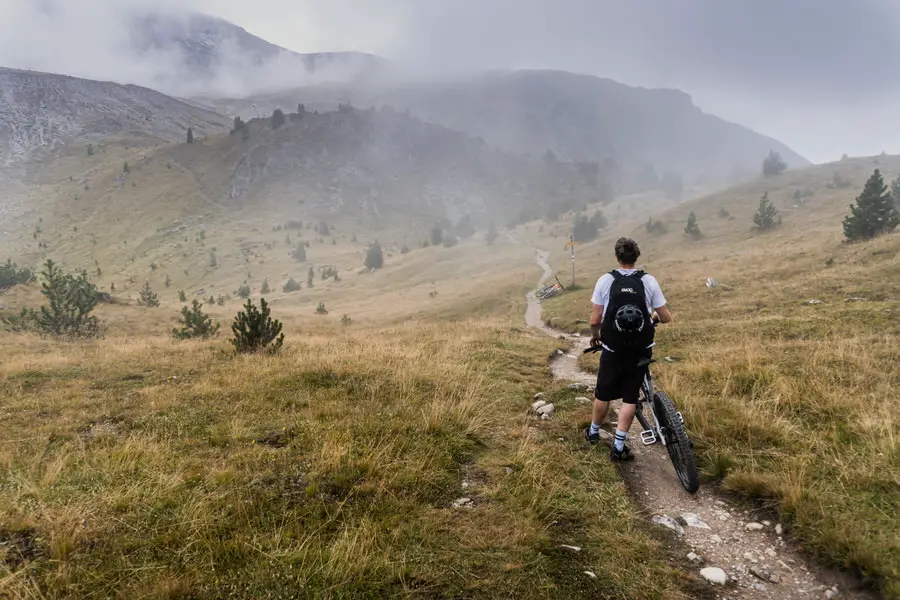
[3,0,900,163]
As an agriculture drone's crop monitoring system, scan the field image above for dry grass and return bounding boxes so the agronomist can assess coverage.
[0,302,706,599]
[540,157,900,597]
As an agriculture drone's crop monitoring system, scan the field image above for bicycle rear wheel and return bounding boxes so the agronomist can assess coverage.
[653,392,700,494]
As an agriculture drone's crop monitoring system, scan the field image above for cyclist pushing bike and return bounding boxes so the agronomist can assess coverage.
[585,237,673,461]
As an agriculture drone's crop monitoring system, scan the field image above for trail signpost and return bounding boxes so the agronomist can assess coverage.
[565,234,579,286]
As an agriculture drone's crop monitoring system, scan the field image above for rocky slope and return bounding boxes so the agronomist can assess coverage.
[0,67,228,170]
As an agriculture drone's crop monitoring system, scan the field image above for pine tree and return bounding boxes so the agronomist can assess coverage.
[762,151,787,177]
[282,277,301,293]
[186,128,194,144]
[237,284,251,299]
[271,109,286,129]
[486,223,498,245]
[753,193,780,231]
[261,279,271,294]
[307,266,315,287]
[172,300,220,339]
[35,260,100,338]
[164,274,171,288]
[231,298,284,354]
[364,241,384,270]
[123,161,130,174]
[684,211,702,239]
[431,225,444,246]
[178,289,187,302]
[138,281,160,307]
[843,169,900,241]
[292,244,306,262]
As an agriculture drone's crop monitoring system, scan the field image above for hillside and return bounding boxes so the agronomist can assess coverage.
[0,67,229,171]
[201,70,809,188]
[538,155,900,596]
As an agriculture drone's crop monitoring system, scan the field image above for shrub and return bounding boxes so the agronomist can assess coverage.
[718,208,730,219]
[86,144,94,156]
[236,285,251,299]
[261,279,271,294]
[762,150,787,177]
[282,277,301,293]
[272,109,286,129]
[172,300,220,339]
[341,314,352,326]
[843,169,900,241]
[187,128,194,144]
[307,266,315,287]
[753,192,780,231]
[123,161,130,174]
[3,260,100,338]
[138,282,160,307]
[164,274,171,288]
[0,259,35,291]
[645,217,668,235]
[486,223,498,245]
[217,295,226,306]
[316,302,328,315]
[400,245,410,255]
[231,298,284,354]
[684,211,702,239]
[292,245,307,262]
[178,289,187,302]
[364,241,384,270]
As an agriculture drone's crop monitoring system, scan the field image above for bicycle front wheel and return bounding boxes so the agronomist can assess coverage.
[653,392,700,494]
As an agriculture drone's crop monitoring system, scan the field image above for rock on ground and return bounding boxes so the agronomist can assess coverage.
[699,567,728,585]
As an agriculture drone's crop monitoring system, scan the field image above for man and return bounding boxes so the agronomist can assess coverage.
[585,237,673,461]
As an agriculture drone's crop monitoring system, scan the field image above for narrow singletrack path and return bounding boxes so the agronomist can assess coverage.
[524,246,876,600]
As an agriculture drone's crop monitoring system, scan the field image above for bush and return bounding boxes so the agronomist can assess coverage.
[231,298,284,354]
[217,295,226,306]
[0,259,35,291]
[172,300,220,339]
[178,289,187,302]
[753,192,780,231]
[341,314,352,326]
[316,302,329,315]
[843,169,900,241]
[283,277,301,293]
[431,225,444,246]
[486,224,498,245]
[684,211,702,239]
[3,260,100,338]
[364,241,384,270]
[236,285,251,299]
[272,109,286,129]
[138,281,160,307]
[645,217,668,235]
[762,150,787,177]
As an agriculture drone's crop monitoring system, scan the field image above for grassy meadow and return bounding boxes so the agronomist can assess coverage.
[542,156,900,597]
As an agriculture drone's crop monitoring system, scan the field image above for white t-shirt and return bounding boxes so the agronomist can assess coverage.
[592,270,667,350]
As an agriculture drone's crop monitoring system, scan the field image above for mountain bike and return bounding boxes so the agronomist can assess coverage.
[584,346,700,494]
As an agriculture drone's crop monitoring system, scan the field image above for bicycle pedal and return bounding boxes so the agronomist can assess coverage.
[640,429,657,445]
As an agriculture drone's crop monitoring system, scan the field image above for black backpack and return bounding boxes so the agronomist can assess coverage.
[600,270,654,352]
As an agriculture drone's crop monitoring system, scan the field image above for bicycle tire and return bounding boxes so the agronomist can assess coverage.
[653,391,700,494]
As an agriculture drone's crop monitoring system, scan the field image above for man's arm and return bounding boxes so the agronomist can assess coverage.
[653,305,673,324]
[590,303,604,345]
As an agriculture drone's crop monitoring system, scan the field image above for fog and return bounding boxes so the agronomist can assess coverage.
[2,0,900,162]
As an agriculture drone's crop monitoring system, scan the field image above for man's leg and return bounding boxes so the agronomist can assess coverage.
[591,398,610,430]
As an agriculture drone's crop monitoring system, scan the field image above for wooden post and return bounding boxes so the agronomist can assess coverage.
[570,234,576,287]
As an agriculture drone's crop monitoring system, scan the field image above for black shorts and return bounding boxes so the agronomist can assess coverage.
[594,349,652,404]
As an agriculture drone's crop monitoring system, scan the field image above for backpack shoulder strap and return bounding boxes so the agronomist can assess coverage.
[610,270,624,280]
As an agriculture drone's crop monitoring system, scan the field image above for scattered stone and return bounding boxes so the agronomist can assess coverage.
[745,522,765,531]
[806,299,824,305]
[559,544,581,552]
[777,560,794,573]
[750,566,780,584]
[699,567,728,585]
[451,497,474,509]
[583,571,597,579]
[743,552,758,563]
[568,383,591,391]
[687,552,703,564]
[533,392,545,401]
[845,297,867,303]
[536,403,555,417]
[651,515,685,536]
[504,466,515,475]
[714,500,727,507]
[541,413,552,421]
[531,399,548,411]
[681,513,712,530]
[710,535,723,544]
[762,520,772,527]
[751,582,768,593]
[765,547,777,558]
[775,523,783,535]
[556,349,565,356]
[461,482,470,489]
[575,396,592,405]
[824,586,840,599]
[664,356,677,363]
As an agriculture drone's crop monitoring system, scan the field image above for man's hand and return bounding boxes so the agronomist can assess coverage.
[589,326,602,348]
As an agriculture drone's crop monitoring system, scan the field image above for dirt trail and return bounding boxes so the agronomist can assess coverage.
[525,247,875,600]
